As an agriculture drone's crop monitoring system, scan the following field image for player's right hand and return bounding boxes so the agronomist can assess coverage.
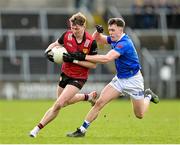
[96,25,104,33]
[44,48,54,62]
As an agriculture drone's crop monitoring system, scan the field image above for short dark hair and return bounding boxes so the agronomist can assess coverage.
[108,18,125,28]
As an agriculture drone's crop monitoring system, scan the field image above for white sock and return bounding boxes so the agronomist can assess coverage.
[146,94,152,100]
[30,126,40,136]
[144,96,150,102]
[80,126,87,133]
[88,95,92,101]
[35,126,40,130]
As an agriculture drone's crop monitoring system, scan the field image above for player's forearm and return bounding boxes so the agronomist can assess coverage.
[85,54,110,64]
[92,32,107,45]
[92,31,100,39]
[74,60,97,69]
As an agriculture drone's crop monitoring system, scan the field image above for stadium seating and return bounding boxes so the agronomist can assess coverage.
[1,13,40,29]
[138,35,176,50]
[0,35,8,50]
[47,13,71,29]
[15,35,44,50]
[29,57,47,74]
[2,57,21,74]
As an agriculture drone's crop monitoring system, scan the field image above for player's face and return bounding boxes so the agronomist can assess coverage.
[71,24,85,37]
[108,24,123,41]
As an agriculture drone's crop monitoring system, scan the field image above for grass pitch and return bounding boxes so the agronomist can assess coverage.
[0,99,179,144]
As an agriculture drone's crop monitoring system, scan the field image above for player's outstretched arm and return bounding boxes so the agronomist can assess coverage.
[74,60,97,69]
[86,49,120,63]
[63,53,97,69]
[68,50,120,64]
[92,25,108,45]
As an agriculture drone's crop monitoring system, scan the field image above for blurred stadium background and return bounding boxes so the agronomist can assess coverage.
[0,0,180,100]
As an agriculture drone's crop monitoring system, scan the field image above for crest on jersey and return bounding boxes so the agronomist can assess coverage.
[117,45,123,48]
[82,48,88,54]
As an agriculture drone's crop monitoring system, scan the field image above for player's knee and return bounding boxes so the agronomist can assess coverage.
[94,99,105,109]
[52,102,63,112]
[52,106,60,113]
[57,99,68,107]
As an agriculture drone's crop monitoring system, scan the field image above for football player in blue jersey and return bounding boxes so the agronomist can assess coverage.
[65,17,159,137]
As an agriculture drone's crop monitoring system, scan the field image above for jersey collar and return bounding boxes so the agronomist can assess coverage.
[116,33,125,42]
[72,31,86,44]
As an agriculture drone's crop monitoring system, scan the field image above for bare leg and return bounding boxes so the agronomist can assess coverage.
[57,86,97,106]
[40,85,80,126]
[67,91,97,106]
[66,84,122,137]
[131,97,150,119]
[85,84,120,123]
[29,85,79,137]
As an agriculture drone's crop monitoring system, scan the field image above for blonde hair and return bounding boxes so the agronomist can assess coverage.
[69,12,87,26]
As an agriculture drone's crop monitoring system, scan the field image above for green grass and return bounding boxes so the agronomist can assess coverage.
[0,99,180,144]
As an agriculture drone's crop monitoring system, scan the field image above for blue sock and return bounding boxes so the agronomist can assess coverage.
[82,120,90,129]
[80,120,90,133]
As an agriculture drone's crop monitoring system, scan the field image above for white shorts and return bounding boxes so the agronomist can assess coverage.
[109,71,144,100]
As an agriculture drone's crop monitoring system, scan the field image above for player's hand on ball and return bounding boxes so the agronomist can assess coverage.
[70,52,86,61]
[96,25,104,33]
[45,46,67,64]
[44,48,54,62]
[63,53,74,62]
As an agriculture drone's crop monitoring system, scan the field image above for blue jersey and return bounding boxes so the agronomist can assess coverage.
[107,34,141,78]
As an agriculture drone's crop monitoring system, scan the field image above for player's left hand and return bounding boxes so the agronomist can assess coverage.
[69,52,86,61]
[63,53,74,62]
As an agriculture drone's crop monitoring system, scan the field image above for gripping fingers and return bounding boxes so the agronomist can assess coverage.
[95,25,104,33]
